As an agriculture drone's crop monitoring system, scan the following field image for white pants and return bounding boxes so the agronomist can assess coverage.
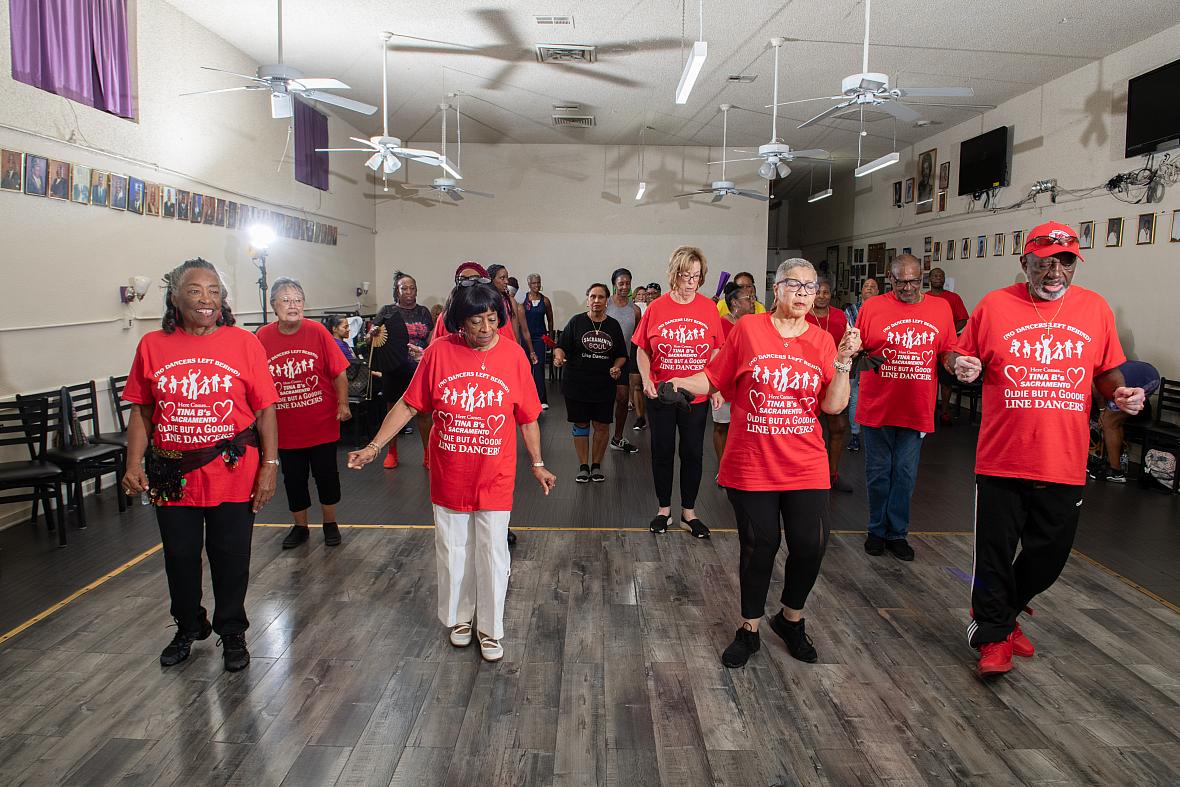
[432,505,511,640]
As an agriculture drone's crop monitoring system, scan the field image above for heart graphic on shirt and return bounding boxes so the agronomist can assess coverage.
[1066,367,1086,388]
[486,414,506,436]
[801,396,816,410]
[921,350,933,366]
[158,401,175,421]
[433,411,453,431]
[303,375,319,390]
[1003,365,1028,386]
[656,343,673,357]
[694,344,712,357]
[748,390,766,412]
[212,400,233,422]
[883,348,898,362]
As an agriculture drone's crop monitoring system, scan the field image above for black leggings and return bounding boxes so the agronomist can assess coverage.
[726,488,829,619]
[646,397,708,509]
[278,441,341,512]
[156,501,254,635]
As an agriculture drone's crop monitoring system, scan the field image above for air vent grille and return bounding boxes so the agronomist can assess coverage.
[552,103,581,112]
[535,15,574,26]
[552,115,595,128]
[536,44,597,64]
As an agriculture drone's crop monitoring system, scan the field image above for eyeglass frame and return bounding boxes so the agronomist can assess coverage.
[1023,255,1078,272]
[775,277,820,294]
[457,276,492,287]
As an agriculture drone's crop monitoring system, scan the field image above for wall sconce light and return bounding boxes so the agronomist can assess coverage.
[120,275,151,303]
[356,281,370,298]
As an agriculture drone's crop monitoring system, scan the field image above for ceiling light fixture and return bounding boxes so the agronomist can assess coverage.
[635,124,647,200]
[809,161,833,202]
[854,151,899,178]
[674,1,707,104]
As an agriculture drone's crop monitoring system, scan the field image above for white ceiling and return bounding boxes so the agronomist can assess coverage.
[165,0,1179,171]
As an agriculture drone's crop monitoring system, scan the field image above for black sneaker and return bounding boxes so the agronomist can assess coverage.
[159,610,212,667]
[864,534,885,556]
[649,514,669,534]
[632,417,647,431]
[610,437,639,454]
[1106,470,1127,484]
[769,612,818,663]
[681,517,710,539]
[220,633,250,672]
[507,529,517,546]
[721,625,761,668]
[322,522,341,547]
[1088,465,1127,483]
[282,525,309,549]
[590,465,606,482]
[576,465,591,483]
[885,538,915,562]
[847,435,861,453]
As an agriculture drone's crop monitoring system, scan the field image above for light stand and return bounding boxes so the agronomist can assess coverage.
[248,224,276,323]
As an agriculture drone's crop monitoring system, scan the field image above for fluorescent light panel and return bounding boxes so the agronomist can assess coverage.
[807,188,833,203]
[854,151,900,178]
[674,41,708,104]
[635,182,647,200]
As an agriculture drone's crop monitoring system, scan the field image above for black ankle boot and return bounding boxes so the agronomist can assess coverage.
[282,525,309,549]
[160,609,212,667]
[769,612,818,663]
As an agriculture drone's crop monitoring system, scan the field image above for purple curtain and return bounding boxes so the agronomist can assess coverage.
[294,98,329,190]
[9,0,134,119]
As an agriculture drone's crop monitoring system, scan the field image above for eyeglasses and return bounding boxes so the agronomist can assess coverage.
[457,276,492,287]
[1026,234,1078,249]
[891,278,922,289]
[277,297,304,305]
[775,278,819,294]
[1025,257,1077,273]
[677,272,702,282]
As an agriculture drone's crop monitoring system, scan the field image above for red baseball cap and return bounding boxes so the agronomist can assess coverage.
[1023,221,1084,262]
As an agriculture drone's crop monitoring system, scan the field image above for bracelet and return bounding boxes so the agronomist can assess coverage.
[365,442,382,453]
[532,461,545,467]
[263,458,280,466]
[833,359,852,373]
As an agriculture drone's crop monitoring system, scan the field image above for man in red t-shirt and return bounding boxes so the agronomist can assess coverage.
[805,278,852,491]
[855,255,956,562]
[947,221,1147,678]
[927,267,971,424]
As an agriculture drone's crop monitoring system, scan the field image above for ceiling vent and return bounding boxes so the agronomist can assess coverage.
[552,115,595,128]
[552,103,581,112]
[727,74,757,83]
[536,44,597,64]
[535,15,574,27]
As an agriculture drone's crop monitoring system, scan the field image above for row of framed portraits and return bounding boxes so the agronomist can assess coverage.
[891,151,950,215]
[1,148,339,245]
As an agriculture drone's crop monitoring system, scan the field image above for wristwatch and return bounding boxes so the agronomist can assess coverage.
[263,458,280,466]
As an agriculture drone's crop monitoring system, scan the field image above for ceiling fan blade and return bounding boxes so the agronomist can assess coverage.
[179,86,264,96]
[447,190,463,201]
[710,193,725,203]
[902,101,997,110]
[315,147,374,153]
[200,65,268,84]
[349,136,380,148]
[879,101,921,122]
[734,190,770,202]
[458,189,495,198]
[385,31,480,49]
[672,190,709,199]
[706,158,762,165]
[300,90,378,115]
[797,102,851,129]
[787,149,830,160]
[289,77,349,91]
[765,96,842,108]
[896,86,974,98]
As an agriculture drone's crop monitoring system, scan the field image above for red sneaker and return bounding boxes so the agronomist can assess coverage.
[977,640,1013,676]
[1009,622,1035,658]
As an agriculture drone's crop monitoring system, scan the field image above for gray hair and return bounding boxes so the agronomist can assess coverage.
[269,276,305,304]
[891,253,921,278]
[775,258,816,282]
[527,273,541,283]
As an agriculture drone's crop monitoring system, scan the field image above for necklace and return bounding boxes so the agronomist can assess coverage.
[470,343,491,371]
[588,312,605,331]
[771,314,807,350]
[1027,286,1067,342]
[812,308,830,333]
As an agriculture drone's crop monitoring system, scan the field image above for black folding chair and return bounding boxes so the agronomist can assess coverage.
[1140,377,1180,493]
[0,398,67,546]
[99,375,132,448]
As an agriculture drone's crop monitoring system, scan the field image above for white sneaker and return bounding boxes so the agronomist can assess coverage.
[478,633,504,662]
[449,623,473,648]
[541,403,550,411]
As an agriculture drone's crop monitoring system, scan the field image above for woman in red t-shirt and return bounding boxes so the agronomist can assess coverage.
[257,277,351,550]
[665,259,861,669]
[633,246,726,538]
[347,282,556,663]
[121,259,279,673]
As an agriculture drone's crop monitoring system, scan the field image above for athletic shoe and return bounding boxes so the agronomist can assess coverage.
[220,633,250,672]
[769,612,818,663]
[322,522,341,547]
[632,417,647,431]
[681,517,710,539]
[1010,622,1036,658]
[830,474,854,493]
[401,424,414,435]
[649,515,669,534]
[282,525,309,549]
[478,633,504,662]
[610,437,639,453]
[576,465,591,484]
[1093,466,1126,483]
[977,640,1013,677]
[721,625,761,668]
[864,534,885,556]
[159,610,212,667]
[847,435,861,453]
[541,403,550,411]
[885,538,915,561]
[590,465,606,482]
[507,529,517,546]
[449,622,473,648]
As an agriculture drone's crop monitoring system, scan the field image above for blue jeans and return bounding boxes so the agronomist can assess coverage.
[863,425,924,540]
[848,377,860,435]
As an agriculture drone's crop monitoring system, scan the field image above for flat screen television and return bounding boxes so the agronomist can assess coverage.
[957,126,1010,196]
[1126,58,1180,158]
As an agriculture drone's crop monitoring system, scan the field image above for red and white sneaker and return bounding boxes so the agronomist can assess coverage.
[977,640,1013,677]
[1009,621,1035,658]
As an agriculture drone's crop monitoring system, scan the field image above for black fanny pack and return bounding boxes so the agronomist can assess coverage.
[146,424,258,505]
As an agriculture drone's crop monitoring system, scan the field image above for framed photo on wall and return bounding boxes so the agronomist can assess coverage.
[924,236,933,253]
[177,190,190,220]
[2,149,23,191]
[993,233,1005,256]
[904,178,914,204]
[1105,217,1123,247]
[89,170,109,206]
[1171,211,1180,243]
[922,255,931,270]
[128,177,145,214]
[892,181,902,206]
[946,238,955,260]
[961,237,971,260]
[933,241,941,262]
[24,154,47,196]
[977,235,986,258]
[145,182,161,216]
[190,193,203,222]
[202,195,216,224]
[227,201,239,229]
[937,191,947,212]
[1136,212,1156,244]
[1078,220,1095,249]
[70,165,90,204]
[162,187,176,218]
[916,148,936,214]
[902,247,912,255]
[938,160,950,191]
[109,174,128,210]
[1012,229,1023,255]
[47,159,71,200]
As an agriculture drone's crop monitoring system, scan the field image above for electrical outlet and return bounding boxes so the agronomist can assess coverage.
[124,318,133,330]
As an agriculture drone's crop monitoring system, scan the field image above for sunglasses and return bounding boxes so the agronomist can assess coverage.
[457,276,492,287]
[1026,234,1078,249]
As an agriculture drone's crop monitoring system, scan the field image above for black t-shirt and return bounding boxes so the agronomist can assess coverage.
[559,313,627,402]
[373,303,433,372]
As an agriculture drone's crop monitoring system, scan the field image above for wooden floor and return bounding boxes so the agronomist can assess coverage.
[3,524,1180,785]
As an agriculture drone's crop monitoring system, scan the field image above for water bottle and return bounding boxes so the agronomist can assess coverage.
[140,491,151,506]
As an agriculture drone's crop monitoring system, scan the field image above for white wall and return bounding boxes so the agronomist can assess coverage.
[373,143,768,325]
[788,23,1180,378]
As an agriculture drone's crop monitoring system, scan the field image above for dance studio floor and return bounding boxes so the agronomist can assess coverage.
[1,389,1179,785]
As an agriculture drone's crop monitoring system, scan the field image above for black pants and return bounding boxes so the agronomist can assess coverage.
[278,441,341,512]
[727,488,830,619]
[647,397,708,509]
[156,502,254,636]
[968,474,1083,646]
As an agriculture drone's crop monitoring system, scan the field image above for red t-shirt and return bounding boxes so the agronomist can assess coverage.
[928,289,970,326]
[632,293,725,404]
[402,334,542,512]
[855,293,956,433]
[705,314,836,491]
[257,320,350,450]
[431,312,517,343]
[954,284,1125,485]
[721,317,736,342]
[805,307,848,346]
[123,326,279,506]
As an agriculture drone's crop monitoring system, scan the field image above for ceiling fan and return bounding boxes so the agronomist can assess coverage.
[674,105,768,203]
[181,0,376,119]
[404,98,495,201]
[711,39,829,180]
[771,0,984,129]
[316,33,461,186]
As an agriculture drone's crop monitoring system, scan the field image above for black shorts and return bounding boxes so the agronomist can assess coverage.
[622,345,639,376]
[566,397,614,425]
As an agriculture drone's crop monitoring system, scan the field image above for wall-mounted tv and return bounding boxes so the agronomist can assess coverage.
[1126,58,1180,158]
[957,126,1010,196]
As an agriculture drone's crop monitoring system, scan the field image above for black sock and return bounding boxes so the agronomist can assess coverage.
[580,464,590,471]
